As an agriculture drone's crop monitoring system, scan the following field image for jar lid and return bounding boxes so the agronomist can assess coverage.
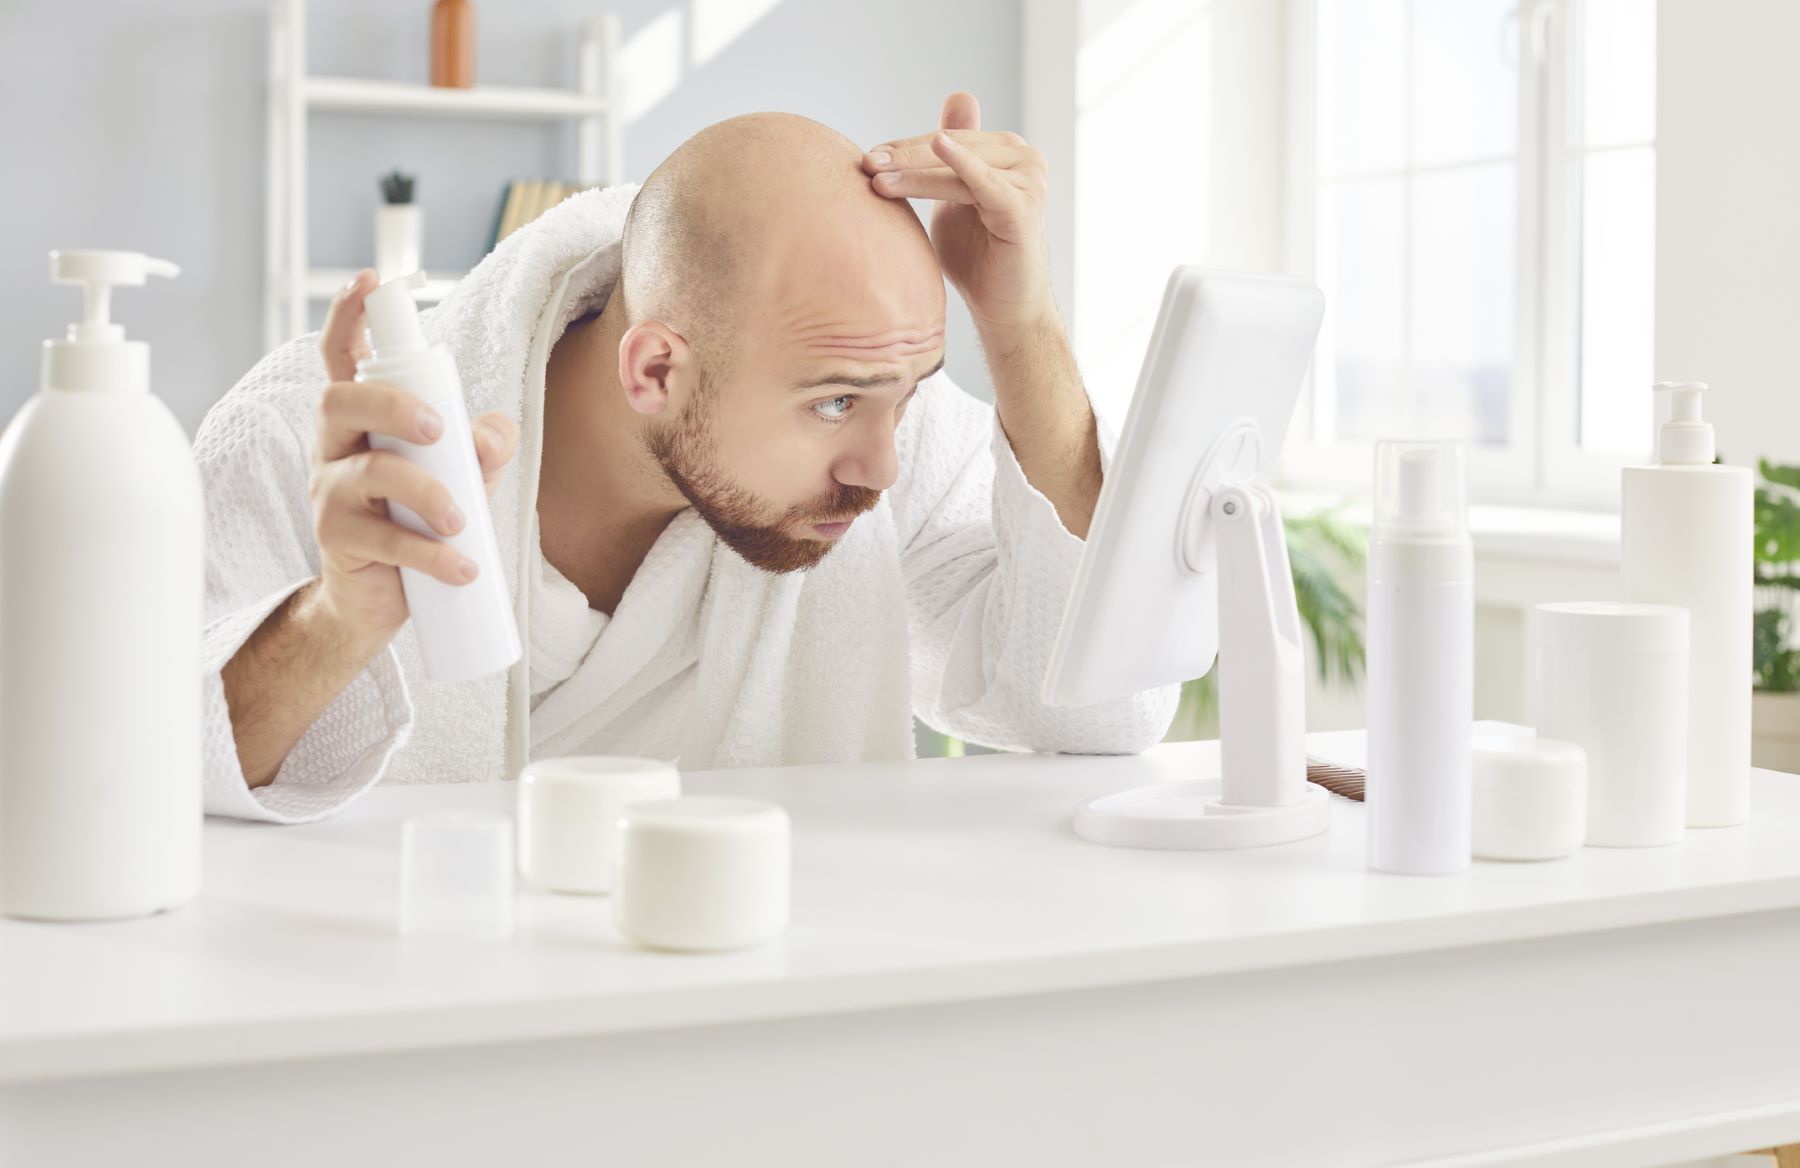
[1534,601,1689,656]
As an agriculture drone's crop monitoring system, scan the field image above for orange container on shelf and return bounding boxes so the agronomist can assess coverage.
[431,0,474,88]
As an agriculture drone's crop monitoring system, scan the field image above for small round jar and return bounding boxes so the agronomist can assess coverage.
[1472,735,1588,861]
[516,756,681,895]
[1534,602,1689,848]
[614,797,790,953]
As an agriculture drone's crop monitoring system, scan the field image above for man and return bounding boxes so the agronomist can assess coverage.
[198,93,1177,823]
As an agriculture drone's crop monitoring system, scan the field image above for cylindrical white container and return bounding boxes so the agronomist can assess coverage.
[374,204,422,281]
[1472,736,1588,861]
[1534,602,1688,848]
[0,251,202,922]
[516,756,681,894]
[399,810,515,940]
[1621,382,1753,828]
[358,271,520,683]
[615,797,790,953]
[1366,441,1474,875]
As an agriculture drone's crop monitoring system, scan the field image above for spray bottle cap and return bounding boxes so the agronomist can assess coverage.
[1373,440,1468,541]
[363,271,430,358]
[41,250,180,394]
[1653,381,1715,464]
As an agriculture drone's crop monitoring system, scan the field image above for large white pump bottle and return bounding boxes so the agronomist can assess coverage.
[1365,441,1474,875]
[357,272,520,683]
[0,250,202,921]
[1621,382,1753,827]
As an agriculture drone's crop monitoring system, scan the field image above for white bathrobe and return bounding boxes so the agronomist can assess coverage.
[194,183,1179,825]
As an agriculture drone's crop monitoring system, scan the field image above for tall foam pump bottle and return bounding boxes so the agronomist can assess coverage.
[1365,441,1474,875]
[0,251,203,921]
[1622,382,1753,826]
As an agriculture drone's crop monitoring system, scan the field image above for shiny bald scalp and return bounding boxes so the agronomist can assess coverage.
[617,112,932,371]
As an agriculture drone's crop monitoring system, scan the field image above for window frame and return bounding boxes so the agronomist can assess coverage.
[1279,0,1653,509]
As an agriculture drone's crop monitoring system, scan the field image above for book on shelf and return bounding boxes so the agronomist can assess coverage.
[490,178,593,251]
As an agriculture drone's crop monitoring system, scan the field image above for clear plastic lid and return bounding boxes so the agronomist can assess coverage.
[1373,440,1467,540]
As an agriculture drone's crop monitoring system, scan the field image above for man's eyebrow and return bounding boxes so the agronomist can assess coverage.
[790,355,945,393]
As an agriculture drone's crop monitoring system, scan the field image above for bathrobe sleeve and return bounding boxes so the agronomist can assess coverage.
[893,371,1180,754]
[191,340,414,824]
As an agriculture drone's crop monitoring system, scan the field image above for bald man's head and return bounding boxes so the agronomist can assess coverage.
[618,112,940,372]
[603,111,948,575]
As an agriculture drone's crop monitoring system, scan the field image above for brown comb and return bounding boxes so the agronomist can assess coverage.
[1306,755,1365,802]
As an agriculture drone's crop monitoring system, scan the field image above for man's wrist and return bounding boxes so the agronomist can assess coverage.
[303,580,404,667]
[974,301,1063,363]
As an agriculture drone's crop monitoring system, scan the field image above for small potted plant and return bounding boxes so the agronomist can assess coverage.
[375,168,421,281]
[1754,458,1800,770]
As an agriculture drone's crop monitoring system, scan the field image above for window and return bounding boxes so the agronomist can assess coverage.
[1288,0,1657,504]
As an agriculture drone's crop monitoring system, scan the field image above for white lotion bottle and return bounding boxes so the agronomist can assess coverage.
[0,251,202,921]
[1621,381,1753,826]
[357,271,520,683]
[1365,441,1474,875]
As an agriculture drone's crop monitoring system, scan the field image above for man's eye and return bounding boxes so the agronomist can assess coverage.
[814,395,853,423]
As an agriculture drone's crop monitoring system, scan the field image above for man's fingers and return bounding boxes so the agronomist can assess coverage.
[928,133,1035,240]
[319,268,378,384]
[864,140,1035,176]
[325,449,463,537]
[867,128,1020,157]
[471,411,519,494]
[870,167,980,204]
[939,90,981,133]
[324,510,477,586]
[316,379,443,464]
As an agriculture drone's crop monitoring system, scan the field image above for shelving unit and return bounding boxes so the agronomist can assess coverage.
[264,0,623,350]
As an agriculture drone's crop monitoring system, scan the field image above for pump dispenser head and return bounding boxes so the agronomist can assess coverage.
[42,250,180,395]
[363,271,430,357]
[1374,440,1468,541]
[1653,380,1716,464]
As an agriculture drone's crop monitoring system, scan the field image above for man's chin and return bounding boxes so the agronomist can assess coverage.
[710,525,837,574]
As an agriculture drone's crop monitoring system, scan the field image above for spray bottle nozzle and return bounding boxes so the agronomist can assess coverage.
[49,250,180,344]
[363,270,431,357]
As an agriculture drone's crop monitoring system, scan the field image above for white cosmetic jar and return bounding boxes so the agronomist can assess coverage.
[516,756,681,894]
[1534,602,1689,848]
[614,797,791,953]
[1472,735,1588,861]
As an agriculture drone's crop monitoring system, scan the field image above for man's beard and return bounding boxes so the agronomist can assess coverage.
[644,389,881,574]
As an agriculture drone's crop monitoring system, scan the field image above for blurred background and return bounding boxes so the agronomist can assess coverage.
[2,0,1795,763]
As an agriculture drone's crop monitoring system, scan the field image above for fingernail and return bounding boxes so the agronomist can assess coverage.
[444,504,465,534]
[878,171,902,185]
[475,420,499,449]
[417,406,444,441]
[868,150,892,166]
[457,557,479,582]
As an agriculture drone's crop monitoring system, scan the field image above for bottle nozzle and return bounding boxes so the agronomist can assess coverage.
[49,250,180,344]
[1652,380,1715,464]
[363,271,430,357]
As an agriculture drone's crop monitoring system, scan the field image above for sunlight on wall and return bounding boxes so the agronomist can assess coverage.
[621,7,685,123]
[691,0,786,66]
[1072,0,1213,436]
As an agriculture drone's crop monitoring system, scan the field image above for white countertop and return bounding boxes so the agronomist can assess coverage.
[3,727,1797,1085]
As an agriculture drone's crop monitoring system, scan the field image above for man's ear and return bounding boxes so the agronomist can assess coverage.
[617,320,694,417]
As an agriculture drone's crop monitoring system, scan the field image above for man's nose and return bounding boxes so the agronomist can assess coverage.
[834,425,900,493]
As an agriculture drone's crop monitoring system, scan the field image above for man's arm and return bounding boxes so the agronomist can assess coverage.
[220,579,396,788]
[978,309,1103,540]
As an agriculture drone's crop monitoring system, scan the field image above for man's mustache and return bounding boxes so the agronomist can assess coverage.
[797,484,882,525]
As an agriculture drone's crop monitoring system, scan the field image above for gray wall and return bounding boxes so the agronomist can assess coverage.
[0,0,1019,435]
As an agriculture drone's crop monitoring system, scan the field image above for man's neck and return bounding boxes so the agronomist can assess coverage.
[538,294,688,614]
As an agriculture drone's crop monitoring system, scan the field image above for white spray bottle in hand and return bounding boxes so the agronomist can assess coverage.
[357,272,520,683]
